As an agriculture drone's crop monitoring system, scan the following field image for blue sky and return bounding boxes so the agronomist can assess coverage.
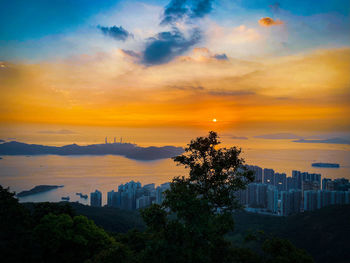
[0,0,349,62]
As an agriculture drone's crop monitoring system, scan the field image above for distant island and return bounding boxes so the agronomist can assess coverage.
[293,138,350,145]
[0,141,184,161]
[312,163,340,168]
[16,185,64,197]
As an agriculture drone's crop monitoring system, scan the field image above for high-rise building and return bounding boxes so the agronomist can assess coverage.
[246,165,263,183]
[90,190,102,207]
[156,182,171,204]
[248,183,267,208]
[107,190,121,207]
[136,195,151,209]
[235,189,248,206]
[280,189,302,216]
[302,180,320,192]
[267,186,278,213]
[263,168,275,185]
[322,178,332,190]
[286,177,297,190]
[292,170,302,190]
[304,190,318,211]
[334,178,350,191]
[275,173,287,191]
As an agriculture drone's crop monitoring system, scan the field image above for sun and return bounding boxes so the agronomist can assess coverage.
[212,118,217,123]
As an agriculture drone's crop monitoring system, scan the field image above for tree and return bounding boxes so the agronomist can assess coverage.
[138,131,313,263]
[0,186,36,262]
[138,131,255,263]
[34,213,116,263]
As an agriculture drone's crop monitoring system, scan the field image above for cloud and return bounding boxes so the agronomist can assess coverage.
[178,47,229,62]
[213,53,228,60]
[171,85,204,91]
[258,17,284,27]
[254,133,302,139]
[161,0,213,25]
[38,129,77,135]
[231,136,248,140]
[208,90,255,96]
[141,29,201,65]
[98,25,133,41]
[190,0,213,18]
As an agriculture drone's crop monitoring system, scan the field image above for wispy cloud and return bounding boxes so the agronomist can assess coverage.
[38,129,77,135]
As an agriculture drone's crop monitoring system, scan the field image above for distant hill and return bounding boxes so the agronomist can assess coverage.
[0,141,184,161]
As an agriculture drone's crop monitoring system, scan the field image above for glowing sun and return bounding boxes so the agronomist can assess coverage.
[212,118,217,123]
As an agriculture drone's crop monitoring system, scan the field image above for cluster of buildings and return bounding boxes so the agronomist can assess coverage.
[236,165,350,216]
[89,166,350,217]
[90,181,170,210]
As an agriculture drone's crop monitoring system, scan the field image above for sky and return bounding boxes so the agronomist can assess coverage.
[0,0,349,134]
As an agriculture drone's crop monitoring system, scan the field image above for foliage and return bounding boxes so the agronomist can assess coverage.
[0,131,320,263]
[0,186,120,263]
[34,214,115,263]
[0,185,36,262]
[135,131,256,262]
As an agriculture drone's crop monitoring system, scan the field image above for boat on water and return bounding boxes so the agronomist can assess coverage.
[61,196,70,201]
[312,162,340,168]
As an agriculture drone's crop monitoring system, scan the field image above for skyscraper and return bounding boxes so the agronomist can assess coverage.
[304,190,318,211]
[246,165,263,183]
[263,168,275,185]
[267,186,278,213]
[275,173,287,191]
[90,190,102,207]
[286,177,297,190]
[248,183,267,208]
[280,189,302,216]
[292,170,302,189]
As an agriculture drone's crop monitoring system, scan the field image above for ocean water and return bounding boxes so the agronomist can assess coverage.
[0,148,349,206]
[0,126,349,205]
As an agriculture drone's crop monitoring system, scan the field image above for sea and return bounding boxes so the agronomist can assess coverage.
[0,125,349,205]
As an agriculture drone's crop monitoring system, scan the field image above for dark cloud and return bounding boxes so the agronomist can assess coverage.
[161,0,213,25]
[190,0,213,18]
[98,25,133,41]
[213,53,228,60]
[142,29,201,65]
